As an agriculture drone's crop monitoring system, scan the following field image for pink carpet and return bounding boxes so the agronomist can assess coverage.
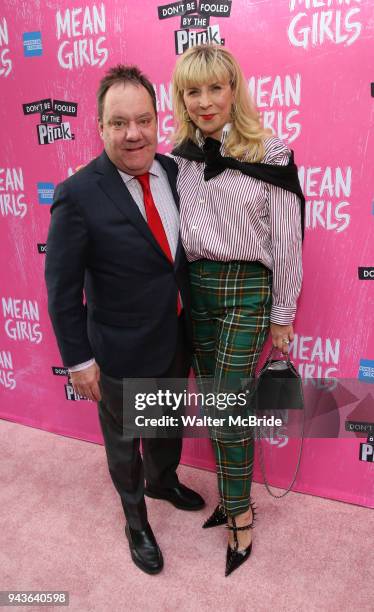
[1,419,373,612]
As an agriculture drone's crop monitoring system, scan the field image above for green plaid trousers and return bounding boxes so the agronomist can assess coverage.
[189,260,272,516]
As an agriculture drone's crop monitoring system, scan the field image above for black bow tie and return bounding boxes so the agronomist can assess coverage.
[202,137,227,180]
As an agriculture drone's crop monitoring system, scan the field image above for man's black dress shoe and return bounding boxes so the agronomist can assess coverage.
[124,523,163,575]
[144,483,205,511]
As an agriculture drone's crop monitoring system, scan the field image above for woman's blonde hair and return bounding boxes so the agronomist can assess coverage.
[172,45,270,162]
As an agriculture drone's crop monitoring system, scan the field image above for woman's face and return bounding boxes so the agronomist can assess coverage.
[182,78,235,140]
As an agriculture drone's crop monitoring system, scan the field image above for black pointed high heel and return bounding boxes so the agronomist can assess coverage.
[202,504,227,528]
[225,501,257,577]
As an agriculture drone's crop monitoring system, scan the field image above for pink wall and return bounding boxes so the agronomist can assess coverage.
[0,0,373,507]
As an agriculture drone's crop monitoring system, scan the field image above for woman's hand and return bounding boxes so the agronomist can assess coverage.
[270,323,294,354]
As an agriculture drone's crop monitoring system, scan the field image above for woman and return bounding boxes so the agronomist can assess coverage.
[171,45,303,576]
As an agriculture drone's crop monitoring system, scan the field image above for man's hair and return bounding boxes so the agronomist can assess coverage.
[97,64,157,122]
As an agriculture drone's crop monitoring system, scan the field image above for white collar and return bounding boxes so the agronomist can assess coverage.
[117,159,160,184]
[196,122,232,148]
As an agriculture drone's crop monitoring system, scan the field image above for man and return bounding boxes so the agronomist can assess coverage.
[45,65,204,575]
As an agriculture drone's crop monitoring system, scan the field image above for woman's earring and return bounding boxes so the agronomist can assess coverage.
[230,103,237,118]
[183,109,192,123]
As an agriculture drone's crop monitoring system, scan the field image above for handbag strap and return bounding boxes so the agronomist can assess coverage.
[262,345,293,370]
[255,348,305,499]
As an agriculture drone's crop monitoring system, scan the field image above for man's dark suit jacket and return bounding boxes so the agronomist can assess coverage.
[45,150,192,379]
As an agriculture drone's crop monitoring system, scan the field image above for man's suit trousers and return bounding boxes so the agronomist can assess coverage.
[97,314,190,529]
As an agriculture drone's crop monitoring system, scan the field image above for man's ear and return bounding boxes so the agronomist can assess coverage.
[98,118,103,139]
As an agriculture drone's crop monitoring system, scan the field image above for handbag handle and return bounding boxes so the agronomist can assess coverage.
[255,348,305,498]
[256,410,305,498]
[260,345,300,379]
[262,345,292,368]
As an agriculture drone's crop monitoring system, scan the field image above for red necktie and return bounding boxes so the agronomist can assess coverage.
[137,173,182,316]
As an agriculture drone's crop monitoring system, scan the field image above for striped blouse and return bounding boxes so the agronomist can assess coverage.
[172,134,303,325]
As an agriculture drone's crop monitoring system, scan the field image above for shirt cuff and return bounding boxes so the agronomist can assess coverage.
[68,358,95,373]
[270,305,296,325]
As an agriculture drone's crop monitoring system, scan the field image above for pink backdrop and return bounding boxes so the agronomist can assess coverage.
[0,0,373,507]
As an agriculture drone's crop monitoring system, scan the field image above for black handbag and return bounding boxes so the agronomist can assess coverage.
[254,347,304,412]
[254,347,305,498]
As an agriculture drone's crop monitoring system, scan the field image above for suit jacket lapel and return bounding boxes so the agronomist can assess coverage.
[155,153,184,271]
[156,153,180,211]
[94,151,169,261]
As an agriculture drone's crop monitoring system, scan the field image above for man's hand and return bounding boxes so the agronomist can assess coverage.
[270,323,294,355]
[70,363,101,401]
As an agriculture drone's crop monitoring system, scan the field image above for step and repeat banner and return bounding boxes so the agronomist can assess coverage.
[0,0,373,507]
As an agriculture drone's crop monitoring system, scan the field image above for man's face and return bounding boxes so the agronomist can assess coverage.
[99,82,158,175]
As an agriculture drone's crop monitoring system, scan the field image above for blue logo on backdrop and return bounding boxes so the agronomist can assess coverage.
[23,32,43,57]
[37,183,54,204]
[358,359,374,383]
